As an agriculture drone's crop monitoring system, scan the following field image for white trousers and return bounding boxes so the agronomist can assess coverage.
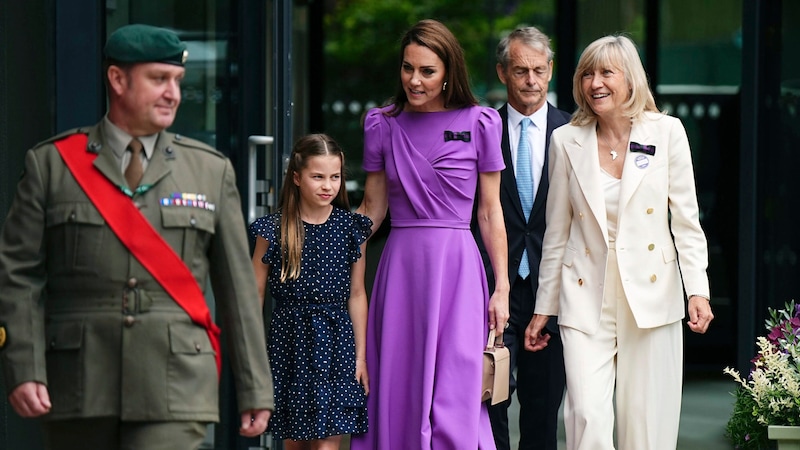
[560,243,683,450]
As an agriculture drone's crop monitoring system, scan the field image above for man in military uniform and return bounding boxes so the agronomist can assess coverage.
[0,24,273,449]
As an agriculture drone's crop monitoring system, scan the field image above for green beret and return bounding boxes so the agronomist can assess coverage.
[104,24,188,66]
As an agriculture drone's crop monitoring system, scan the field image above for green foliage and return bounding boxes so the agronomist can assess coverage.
[322,0,557,183]
[724,386,772,449]
[725,300,800,449]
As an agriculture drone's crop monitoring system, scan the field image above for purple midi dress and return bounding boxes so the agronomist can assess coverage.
[351,105,504,449]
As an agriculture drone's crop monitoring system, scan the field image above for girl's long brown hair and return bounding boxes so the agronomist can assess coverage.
[278,134,349,282]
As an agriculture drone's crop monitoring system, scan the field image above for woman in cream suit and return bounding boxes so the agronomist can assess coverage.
[524,35,714,450]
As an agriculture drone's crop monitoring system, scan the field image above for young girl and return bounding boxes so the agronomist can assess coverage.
[250,134,372,450]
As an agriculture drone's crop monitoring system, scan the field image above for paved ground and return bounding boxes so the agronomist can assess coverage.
[503,375,736,449]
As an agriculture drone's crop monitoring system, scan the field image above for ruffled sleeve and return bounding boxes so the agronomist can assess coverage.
[348,211,374,263]
[476,106,505,173]
[248,212,281,265]
[362,106,392,173]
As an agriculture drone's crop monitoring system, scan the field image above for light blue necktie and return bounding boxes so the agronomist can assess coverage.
[517,118,534,279]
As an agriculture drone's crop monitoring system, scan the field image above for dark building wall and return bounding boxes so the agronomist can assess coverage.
[0,4,53,448]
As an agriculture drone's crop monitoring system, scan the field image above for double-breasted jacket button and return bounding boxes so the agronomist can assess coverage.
[646,208,654,214]
[124,315,136,327]
[127,277,138,288]
[578,278,584,286]
[648,243,655,251]
[650,274,657,282]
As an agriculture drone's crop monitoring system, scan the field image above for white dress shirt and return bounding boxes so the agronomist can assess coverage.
[508,103,549,201]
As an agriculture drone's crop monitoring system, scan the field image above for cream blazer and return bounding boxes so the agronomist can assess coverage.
[534,111,710,334]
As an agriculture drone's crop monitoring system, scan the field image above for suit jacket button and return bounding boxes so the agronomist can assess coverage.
[124,315,136,327]
[650,274,657,282]
[648,243,655,251]
[578,278,584,286]
[127,278,138,288]
[646,208,654,214]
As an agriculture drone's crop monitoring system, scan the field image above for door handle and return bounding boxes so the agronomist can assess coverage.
[247,135,275,224]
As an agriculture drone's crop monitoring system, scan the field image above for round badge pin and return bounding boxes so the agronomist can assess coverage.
[635,154,649,169]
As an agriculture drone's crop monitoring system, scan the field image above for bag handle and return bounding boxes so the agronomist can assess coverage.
[486,329,505,350]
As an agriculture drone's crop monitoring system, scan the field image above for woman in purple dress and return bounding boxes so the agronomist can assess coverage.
[351,19,510,449]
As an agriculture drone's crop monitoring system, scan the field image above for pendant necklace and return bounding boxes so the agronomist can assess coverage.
[599,132,622,161]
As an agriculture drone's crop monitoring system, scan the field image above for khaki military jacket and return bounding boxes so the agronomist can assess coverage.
[0,123,273,421]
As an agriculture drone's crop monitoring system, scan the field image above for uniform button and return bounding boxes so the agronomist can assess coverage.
[69,212,76,221]
[133,201,143,210]
[127,278,138,288]
[650,274,657,282]
[579,212,584,219]
[585,247,590,255]
[50,339,56,349]
[189,217,197,227]
[578,278,584,286]
[124,315,136,327]
[165,146,174,155]
[195,343,202,353]
[646,208,654,214]
[648,243,655,251]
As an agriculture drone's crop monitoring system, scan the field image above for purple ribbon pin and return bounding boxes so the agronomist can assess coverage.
[630,142,655,155]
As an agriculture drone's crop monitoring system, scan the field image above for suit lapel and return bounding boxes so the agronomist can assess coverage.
[618,121,652,215]
[533,105,569,213]
[498,105,527,221]
[565,124,608,241]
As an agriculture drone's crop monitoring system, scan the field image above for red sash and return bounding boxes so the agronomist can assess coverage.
[54,133,222,377]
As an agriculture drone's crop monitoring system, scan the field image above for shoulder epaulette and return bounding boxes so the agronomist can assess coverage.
[169,133,225,158]
[31,127,89,149]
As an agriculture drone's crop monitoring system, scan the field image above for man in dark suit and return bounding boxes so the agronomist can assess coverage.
[0,24,272,449]
[475,27,570,450]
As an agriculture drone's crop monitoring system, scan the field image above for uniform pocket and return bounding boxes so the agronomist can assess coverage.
[166,322,217,413]
[46,202,105,275]
[161,207,216,268]
[45,321,85,413]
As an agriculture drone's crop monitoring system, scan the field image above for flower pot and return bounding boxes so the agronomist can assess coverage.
[769,425,800,450]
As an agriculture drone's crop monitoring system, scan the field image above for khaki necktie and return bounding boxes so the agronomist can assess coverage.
[125,138,144,190]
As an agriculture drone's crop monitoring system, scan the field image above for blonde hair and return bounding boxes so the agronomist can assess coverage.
[571,35,660,126]
[278,134,349,282]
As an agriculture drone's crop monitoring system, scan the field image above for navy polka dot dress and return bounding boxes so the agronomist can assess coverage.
[249,207,372,441]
